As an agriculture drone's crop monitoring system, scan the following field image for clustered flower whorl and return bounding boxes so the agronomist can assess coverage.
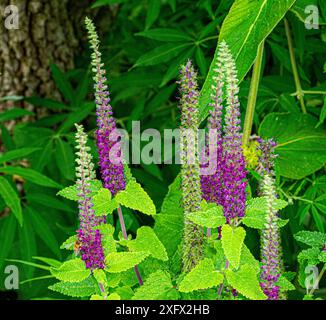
[260,173,281,300]
[256,138,282,300]
[179,60,204,272]
[200,42,225,206]
[75,124,104,270]
[221,42,247,225]
[85,17,126,196]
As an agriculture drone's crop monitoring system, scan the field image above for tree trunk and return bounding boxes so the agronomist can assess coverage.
[0,0,116,127]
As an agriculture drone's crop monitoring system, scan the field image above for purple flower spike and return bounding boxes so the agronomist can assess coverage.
[75,124,105,270]
[85,17,126,196]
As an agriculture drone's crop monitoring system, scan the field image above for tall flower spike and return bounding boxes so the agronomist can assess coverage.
[260,173,282,300]
[75,124,105,270]
[200,42,226,207]
[179,60,204,272]
[220,41,247,225]
[257,138,283,300]
[85,17,126,196]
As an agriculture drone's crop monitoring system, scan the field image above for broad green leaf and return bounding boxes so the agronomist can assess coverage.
[0,214,17,272]
[93,269,107,286]
[294,231,326,248]
[127,226,168,261]
[133,43,191,68]
[318,251,326,263]
[178,258,224,293]
[0,108,34,122]
[51,259,91,282]
[243,197,289,229]
[93,188,118,216]
[240,244,260,274]
[0,148,40,164]
[25,96,70,110]
[0,166,62,189]
[108,293,121,300]
[105,251,150,273]
[57,180,102,201]
[0,176,23,225]
[97,224,117,255]
[28,208,61,258]
[199,0,296,121]
[276,275,296,291]
[259,113,326,179]
[187,203,225,228]
[133,270,178,300]
[55,139,75,180]
[221,225,246,269]
[60,235,77,251]
[49,277,99,298]
[298,247,320,265]
[115,180,156,215]
[136,28,192,42]
[225,264,266,300]
[145,0,161,29]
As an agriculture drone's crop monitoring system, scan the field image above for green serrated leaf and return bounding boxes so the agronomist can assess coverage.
[105,251,150,273]
[97,224,117,255]
[225,264,266,300]
[294,230,326,248]
[49,277,98,298]
[60,235,77,250]
[221,225,246,269]
[57,180,102,201]
[93,188,118,216]
[127,226,168,261]
[178,258,224,293]
[51,259,91,282]
[318,251,326,263]
[298,247,320,265]
[187,203,225,228]
[276,275,296,292]
[116,180,156,215]
[133,270,178,300]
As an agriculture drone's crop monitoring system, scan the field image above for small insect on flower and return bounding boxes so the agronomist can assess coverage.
[74,240,81,256]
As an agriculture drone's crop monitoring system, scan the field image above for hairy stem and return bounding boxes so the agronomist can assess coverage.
[242,41,264,146]
[284,18,307,114]
[117,205,143,286]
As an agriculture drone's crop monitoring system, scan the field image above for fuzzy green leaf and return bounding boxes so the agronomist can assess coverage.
[187,203,225,228]
[97,224,117,255]
[178,258,223,293]
[51,259,91,282]
[298,247,320,265]
[49,277,98,298]
[60,235,77,251]
[318,251,326,263]
[294,231,326,248]
[105,251,150,273]
[115,180,156,215]
[276,275,296,292]
[57,180,102,201]
[225,264,266,300]
[221,225,246,269]
[93,188,118,216]
[132,270,178,300]
[128,226,168,261]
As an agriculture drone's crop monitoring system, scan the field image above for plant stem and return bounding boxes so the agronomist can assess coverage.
[242,41,264,146]
[217,260,229,299]
[284,19,307,114]
[117,205,144,286]
[309,264,326,296]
